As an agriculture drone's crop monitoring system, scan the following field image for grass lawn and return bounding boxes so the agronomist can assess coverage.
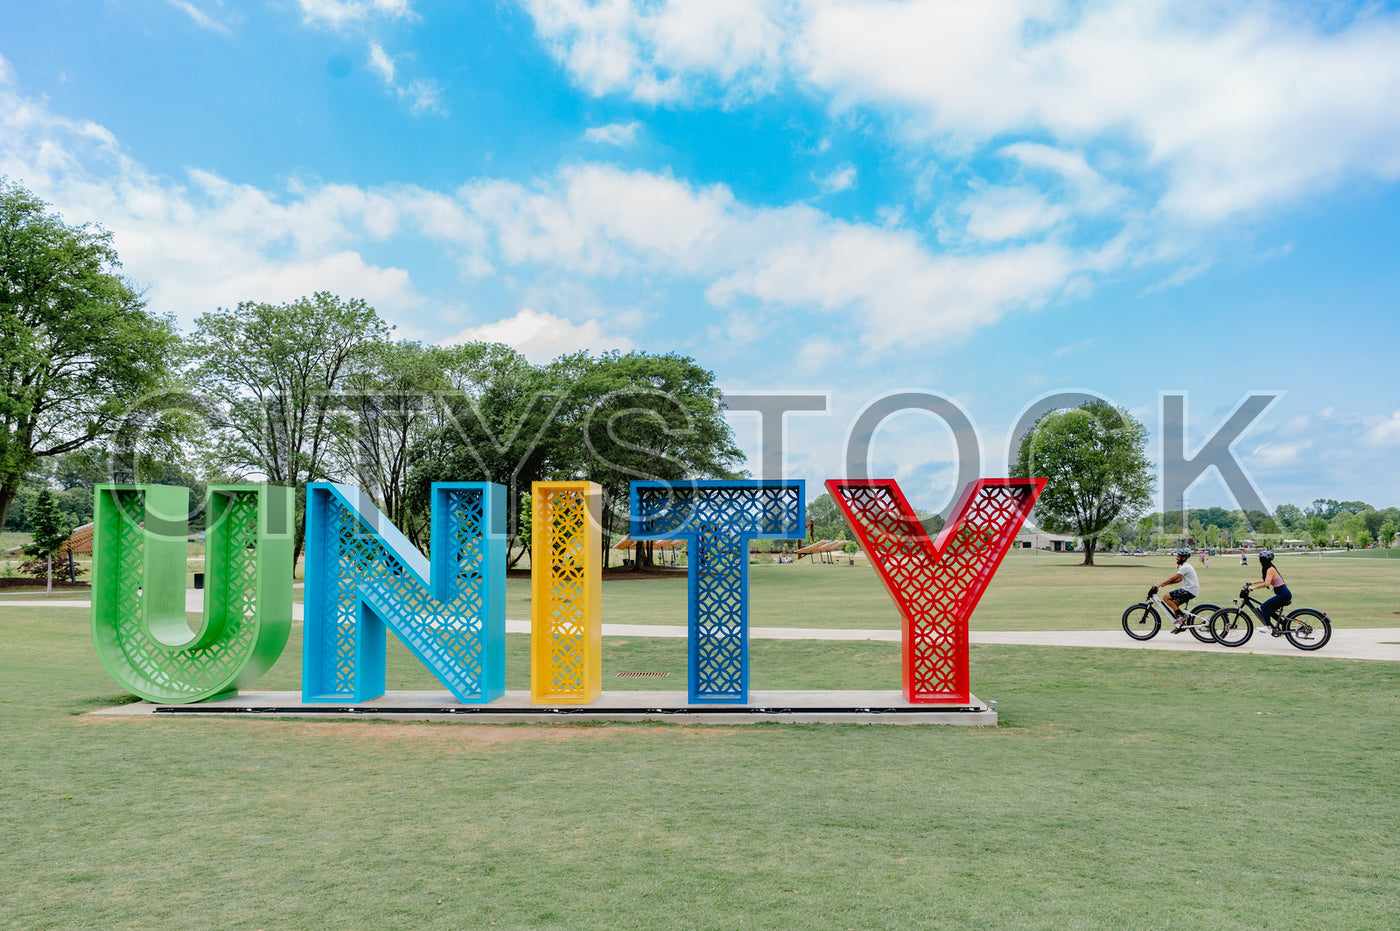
[490,550,1400,632]
[5,596,1400,929]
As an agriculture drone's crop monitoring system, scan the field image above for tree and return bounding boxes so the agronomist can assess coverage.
[1343,514,1366,548]
[0,181,181,528]
[333,340,454,548]
[1013,400,1154,566]
[806,492,847,542]
[188,293,391,566]
[1274,503,1306,534]
[406,345,563,565]
[24,487,68,593]
[1380,521,1396,549]
[1308,516,1330,547]
[553,351,744,568]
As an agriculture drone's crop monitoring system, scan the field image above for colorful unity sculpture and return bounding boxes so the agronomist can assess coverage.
[90,476,1042,705]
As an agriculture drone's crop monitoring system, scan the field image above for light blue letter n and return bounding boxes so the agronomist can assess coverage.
[303,482,506,704]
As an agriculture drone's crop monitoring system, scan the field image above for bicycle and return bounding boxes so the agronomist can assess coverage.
[1121,588,1222,644]
[1208,586,1332,650]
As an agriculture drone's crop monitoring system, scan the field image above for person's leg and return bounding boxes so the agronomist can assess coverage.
[1260,589,1293,635]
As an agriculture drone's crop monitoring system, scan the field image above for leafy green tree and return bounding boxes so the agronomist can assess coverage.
[407,346,563,565]
[1013,400,1154,566]
[1307,499,1341,520]
[23,487,68,592]
[1380,521,1396,549]
[0,181,181,528]
[1343,514,1366,548]
[333,340,456,548]
[1274,503,1306,534]
[806,492,847,542]
[1308,516,1330,547]
[553,351,744,568]
[188,293,390,565]
[1136,514,1157,550]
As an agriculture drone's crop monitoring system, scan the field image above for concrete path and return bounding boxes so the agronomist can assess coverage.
[6,594,1396,662]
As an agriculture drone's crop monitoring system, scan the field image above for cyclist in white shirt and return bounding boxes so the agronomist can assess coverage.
[1153,548,1201,633]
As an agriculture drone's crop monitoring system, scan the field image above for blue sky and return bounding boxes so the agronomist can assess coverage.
[3,0,1398,514]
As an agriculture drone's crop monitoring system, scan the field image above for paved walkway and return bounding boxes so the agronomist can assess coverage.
[5,594,1396,662]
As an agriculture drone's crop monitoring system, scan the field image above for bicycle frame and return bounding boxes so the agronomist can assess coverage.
[1122,591,1221,643]
[1150,592,1212,626]
[1212,586,1332,651]
[1231,589,1284,628]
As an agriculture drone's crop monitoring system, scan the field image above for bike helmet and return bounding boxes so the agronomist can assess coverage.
[1258,549,1274,560]
[1175,548,1192,558]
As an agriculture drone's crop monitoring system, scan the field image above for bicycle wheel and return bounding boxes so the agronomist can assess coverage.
[1187,603,1221,644]
[1122,603,1160,640]
[1284,608,1331,651]
[1210,607,1253,647]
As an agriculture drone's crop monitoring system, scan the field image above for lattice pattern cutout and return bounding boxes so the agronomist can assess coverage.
[632,482,803,703]
[98,488,263,701]
[532,484,599,701]
[828,479,1042,703]
[319,487,489,701]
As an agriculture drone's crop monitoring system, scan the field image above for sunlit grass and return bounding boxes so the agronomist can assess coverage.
[4,600,1400,928]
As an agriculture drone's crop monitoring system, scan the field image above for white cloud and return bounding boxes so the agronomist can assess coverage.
[1051,339,1093,358]
[1250,440,1313,467]
[0,58,1089,351]
[521,1,1400,224]
[464,164,1082,349]
[296,0,415,30]
[0,63,440,326]
[363,42,447,116]
[166,0,231,34]
[521,0,791,101]
[442,308,634,363]
[815,162,856,193]
[583,121,642,146]
[367,41,396,83]
[960,185,1068,242]
[1363,411,1400,448]
[400,77,446,116]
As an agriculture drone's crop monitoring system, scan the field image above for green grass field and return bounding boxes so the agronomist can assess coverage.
[492,550,1400,631]
[5,553,1400,929]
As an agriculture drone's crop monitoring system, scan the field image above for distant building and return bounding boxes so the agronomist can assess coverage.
[1014,530,1079,552]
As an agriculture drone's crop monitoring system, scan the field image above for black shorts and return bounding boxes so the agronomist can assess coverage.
[1168,589,1195,606]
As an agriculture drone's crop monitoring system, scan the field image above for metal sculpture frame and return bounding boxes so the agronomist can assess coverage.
[631,480,804,704]
[303,482,505,704]
[827,478,1045,704]
[91,484,293,703]
[531,481,603,704]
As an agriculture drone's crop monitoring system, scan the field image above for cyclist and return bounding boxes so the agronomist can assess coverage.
[1245,549,1291,636]
[1153,548,1200,633]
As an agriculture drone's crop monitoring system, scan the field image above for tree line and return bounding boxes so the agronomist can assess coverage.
[1010,400,1397,565]
[1,180,741,570]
